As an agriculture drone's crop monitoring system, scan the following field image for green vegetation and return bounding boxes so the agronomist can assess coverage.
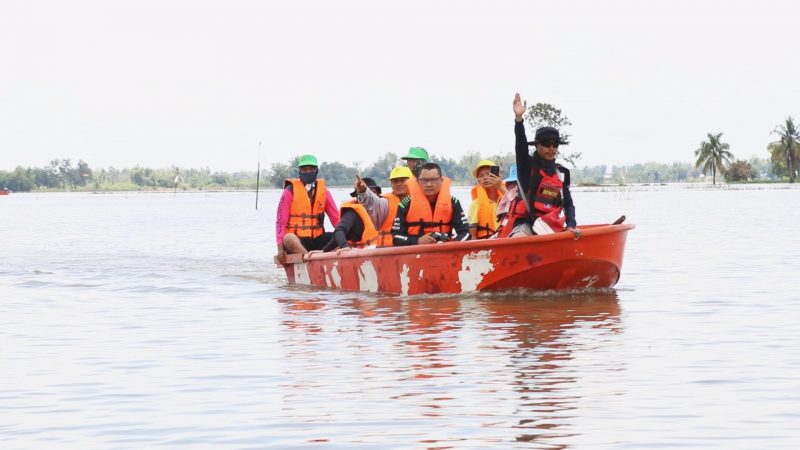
[694,132,733,185]
[524,102,581,168]
[770,117,800,182]
[0,154,787,193]
[2,117,798,192]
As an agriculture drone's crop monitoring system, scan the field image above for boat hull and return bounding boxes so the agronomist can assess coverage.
[280,223,634,295]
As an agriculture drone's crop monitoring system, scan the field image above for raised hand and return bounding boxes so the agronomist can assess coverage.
[513,93,527,121]
[354,175,366,194]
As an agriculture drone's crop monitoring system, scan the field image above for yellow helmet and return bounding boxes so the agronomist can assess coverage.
[472,159,497,178]
[388,166,413,180]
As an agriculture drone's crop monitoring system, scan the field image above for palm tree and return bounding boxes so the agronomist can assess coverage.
[694,132,733,185]
[771,116,800,182]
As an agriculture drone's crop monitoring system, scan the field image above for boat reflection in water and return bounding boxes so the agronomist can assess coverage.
[273,289,621,448]
[482,290,622,444]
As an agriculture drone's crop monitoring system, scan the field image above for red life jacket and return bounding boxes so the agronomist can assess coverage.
[284,178,327,238]
[497,168,564,238]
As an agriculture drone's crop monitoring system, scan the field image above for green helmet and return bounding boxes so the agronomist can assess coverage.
[296,154,318,167]
[401,147,429,161]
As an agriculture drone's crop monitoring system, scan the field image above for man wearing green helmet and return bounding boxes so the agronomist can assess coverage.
[400,146,429,178]
[275,154,339,263]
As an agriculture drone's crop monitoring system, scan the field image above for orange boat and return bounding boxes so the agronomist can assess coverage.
[280,223,635,295]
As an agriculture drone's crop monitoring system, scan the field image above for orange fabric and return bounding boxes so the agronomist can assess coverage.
[377,193,401,247]
[285,178,327,238]
[406,177,422,198]
[407,177,453,236]
[339,201,379,246]
[470,185,500,239]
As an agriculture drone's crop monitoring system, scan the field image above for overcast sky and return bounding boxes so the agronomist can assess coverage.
[2,0,798,172]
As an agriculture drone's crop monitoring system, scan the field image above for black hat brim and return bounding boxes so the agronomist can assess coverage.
[528,140,569,146]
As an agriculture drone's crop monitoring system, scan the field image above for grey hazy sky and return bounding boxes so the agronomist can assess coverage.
[2,0,798,171]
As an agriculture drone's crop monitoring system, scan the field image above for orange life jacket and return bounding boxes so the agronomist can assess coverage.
[405,177,422,199]
[339,201,379,247]
[376,193,402,247]
[406,178,453,236]
[497,168,564,238]
[470,185,500,239]
[285,178,327,238]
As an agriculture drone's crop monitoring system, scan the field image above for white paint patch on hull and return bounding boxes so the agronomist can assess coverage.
[358,260,379,292]
[399,264,410,296]
[327,260,342,289]
[458,249,495,293]
[294,262,311,285]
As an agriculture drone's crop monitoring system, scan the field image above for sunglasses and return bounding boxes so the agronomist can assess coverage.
[539,141,560,149]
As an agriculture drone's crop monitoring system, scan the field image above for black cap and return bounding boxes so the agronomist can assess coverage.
[527,126,569,146]
[350,177,382,197]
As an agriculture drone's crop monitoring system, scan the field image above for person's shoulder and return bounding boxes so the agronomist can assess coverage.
[555,163,570,174]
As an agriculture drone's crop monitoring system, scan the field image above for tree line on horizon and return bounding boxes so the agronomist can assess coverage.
[2,107,797,191]
[0,153,790,193]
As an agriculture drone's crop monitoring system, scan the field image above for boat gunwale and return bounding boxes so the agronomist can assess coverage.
[282,223,635,264]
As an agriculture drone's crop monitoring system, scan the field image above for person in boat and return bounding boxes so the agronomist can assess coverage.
[322,177,383,251]
[499,93,577,238]
[322,167,414,251]
[401,146,429,178]
[496,163,519,222]
[275,154,340,263]
[392,162,470,246]
[357,166,413,247]
[467,159,506,239]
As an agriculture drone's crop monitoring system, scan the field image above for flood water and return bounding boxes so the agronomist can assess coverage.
[2,185,799,449]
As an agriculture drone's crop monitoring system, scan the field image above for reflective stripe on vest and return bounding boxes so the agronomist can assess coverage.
[285,178,326,238]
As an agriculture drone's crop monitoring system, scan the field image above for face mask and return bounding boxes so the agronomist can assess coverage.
[299,169,318,185]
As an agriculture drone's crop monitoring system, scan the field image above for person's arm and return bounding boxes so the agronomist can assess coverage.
[515,122,532,197]
[391,198,419,246]
[323,212,356,252]
[357,188,388,227]
[450,198,471,242]
[274,188,293,264]
[324,189,340,227]
[560,168,577,228]
[513,94,532,197]
[275,188,293,246]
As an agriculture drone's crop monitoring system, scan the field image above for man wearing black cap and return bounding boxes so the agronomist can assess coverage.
[323,176,383,251]
[498,93,577,237]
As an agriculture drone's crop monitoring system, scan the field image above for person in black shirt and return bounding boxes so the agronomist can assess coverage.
[510,93,577,236]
